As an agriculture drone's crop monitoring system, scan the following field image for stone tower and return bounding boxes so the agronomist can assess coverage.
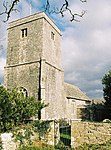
[4,12,66,120]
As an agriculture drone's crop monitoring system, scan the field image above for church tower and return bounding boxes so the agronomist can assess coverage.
[4,12,66,120]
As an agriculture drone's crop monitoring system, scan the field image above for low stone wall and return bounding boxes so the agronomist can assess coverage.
[0,120,59,150]
[1,133,17,150]
[71,121,111,148]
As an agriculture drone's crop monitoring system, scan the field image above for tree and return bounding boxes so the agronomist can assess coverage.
[0,85,47,132]
[102,70,111,106]
[0,85,12,132]
[0,0,86,22]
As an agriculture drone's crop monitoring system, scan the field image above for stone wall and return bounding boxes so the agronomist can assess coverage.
[41,62,65,120]
[43,15,62,69]
[7,14,44,65]
[4,62,40,97]
[5,12,65,120]
[1,133,17,150]
[71,121,111,148]
[66,99,89,120]
[5,13,44,93]
[0,120,59,150]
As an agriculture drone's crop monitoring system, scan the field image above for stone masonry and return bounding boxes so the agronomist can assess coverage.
[4,11,91,120]
[4,12,66,120]
[71,121,111,148]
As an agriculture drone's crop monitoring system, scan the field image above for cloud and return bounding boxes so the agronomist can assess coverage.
[62,0,111,98]
[0,0,111,99]
[0,57,6,84]
[0,19,7,85]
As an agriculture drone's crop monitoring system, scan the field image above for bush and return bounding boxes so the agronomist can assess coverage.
[0,85,13,132]
[0,85,47,132]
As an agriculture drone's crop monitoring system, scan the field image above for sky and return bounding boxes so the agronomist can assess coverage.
[0,0,111,99]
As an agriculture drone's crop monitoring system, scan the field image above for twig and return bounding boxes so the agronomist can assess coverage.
[80,0,87,2]
[44,0,87,22]
[0,0,20,22]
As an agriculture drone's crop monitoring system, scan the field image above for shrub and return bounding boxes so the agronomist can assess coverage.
[0,85,47,132]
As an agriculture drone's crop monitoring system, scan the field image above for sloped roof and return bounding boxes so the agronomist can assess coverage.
[92,98,105,105]
[64,82,91,101]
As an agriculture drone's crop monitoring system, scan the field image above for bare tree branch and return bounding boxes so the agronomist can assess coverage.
[0,0,87,22]
[44,0,50,12]
[0,1,8,15]
[80,0,87,2]
[0,0,20,22]
[44,0,87,22]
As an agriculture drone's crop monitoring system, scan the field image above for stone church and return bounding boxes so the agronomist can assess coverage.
[4,12,91,120]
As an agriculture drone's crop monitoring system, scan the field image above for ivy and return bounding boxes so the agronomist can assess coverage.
[33,120,51,140]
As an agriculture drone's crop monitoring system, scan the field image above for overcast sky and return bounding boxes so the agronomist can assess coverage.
[0,0,111,99]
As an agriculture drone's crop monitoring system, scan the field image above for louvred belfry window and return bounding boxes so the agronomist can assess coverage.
[21,28,27,38]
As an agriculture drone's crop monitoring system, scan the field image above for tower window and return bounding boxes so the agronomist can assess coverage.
[51,32,55,40]
[21,28,27,38]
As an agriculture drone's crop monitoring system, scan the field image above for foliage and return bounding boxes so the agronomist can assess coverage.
[80,102,106,122]
[12,120,51,149]
[0,136,3,150]
[102,70,111,119]
[0,85,13,132]
[18,145,55,150]
[14,124,33,147]
[75,141,111,150]
[102,70,111,106]
[55,141,70,150]
[18,141,71,150]
[59,118,69,127]
[0,85,47,132]
[18,146,38,150]
[11,140,111,150]
[33,120,51,140]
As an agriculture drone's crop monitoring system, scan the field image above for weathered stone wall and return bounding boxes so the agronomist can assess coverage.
[1,133,17,150]
[43,16,62,69]
[7,17,43,65]
[40,14,65,119]
[0,120,59,150]
[6,12,61,68]
[5,13,44,92]
[4,62,40,97]
[65,98,77,119]
[71,121,111,148]
[5,12,65,120]
[41,62,65,120]
[66,99,88,120]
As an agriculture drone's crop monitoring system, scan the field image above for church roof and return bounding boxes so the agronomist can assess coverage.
[64,82,91,101]
[92,98,105,105]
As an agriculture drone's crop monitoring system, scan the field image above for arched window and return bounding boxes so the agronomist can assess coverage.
[19,87,28,97]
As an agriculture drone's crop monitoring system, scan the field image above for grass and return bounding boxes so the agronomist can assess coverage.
[17,139,111,150]
[75,142,111,150]
[18,146,55,150]
[18,142,111,150]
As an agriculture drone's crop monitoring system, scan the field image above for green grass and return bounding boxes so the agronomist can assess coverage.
[18,146,55,150]
[18,141,111,150]
[75,142,111,150]
[60,133,71,140]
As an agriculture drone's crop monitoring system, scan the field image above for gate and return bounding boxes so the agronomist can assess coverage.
[60,125,71,147]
